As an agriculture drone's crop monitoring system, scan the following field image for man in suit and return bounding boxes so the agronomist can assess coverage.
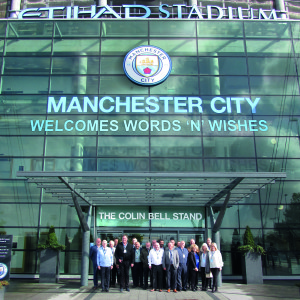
[141,241,151,290]
[177,240,189,291]
[90,238,102,289]
[162,242,179,293]
[115,235,134,292]
[132,242,143,288]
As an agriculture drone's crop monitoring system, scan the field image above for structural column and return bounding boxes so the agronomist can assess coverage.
[81,205,92,286]
[275,0,287,19]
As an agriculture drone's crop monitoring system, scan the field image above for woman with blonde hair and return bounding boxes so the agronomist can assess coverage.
[208,242,223,293]
[199,243,210,291]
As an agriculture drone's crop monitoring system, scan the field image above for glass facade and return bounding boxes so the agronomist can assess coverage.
[0,19,300,277]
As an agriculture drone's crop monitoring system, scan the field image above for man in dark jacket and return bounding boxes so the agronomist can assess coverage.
[89,238,101,289]
[141,241,151,289]
[132,242,143,288]
[115,235,134,292]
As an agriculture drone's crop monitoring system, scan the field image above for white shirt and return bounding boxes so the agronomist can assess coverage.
[209,250,223,268]
[148,248,164,266]
[200,252,208,268]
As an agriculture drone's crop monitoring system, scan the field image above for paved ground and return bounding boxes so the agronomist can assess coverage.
[2,280,300,300]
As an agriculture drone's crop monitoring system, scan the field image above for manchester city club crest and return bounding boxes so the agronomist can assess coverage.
[0,263,8,280]
[123,45,172,86]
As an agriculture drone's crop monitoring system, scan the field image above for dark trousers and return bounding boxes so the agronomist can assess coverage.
[100,267,110,290]
[152,264,163,290]
[150,265,153,287]
[189,269,197,290]
[143,266,150,288]
[177,263,187,290]
[166,265,177,290]
[93,264,101,287]
[110,264,119,286]
[211,268,220,289]
[132,262,143,287]
[119,260,130,289]
[201,267,208,289]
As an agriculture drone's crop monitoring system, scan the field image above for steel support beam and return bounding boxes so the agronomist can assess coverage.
[71,192,90,232]
[81,205,92,287]
[212,192,231,233]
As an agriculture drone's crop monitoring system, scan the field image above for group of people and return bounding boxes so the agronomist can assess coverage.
[89,235,223,293]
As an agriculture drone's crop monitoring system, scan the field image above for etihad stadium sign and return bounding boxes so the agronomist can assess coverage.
[18,4,281,20]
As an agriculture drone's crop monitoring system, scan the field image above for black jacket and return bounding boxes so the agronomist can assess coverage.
[115,242,134,264]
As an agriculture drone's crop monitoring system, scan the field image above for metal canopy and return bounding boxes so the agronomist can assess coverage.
[16,171,286,207]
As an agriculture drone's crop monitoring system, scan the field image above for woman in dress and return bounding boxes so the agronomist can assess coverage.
[187,244,198,291]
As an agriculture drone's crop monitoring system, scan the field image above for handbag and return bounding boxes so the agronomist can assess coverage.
[206,272,212,278]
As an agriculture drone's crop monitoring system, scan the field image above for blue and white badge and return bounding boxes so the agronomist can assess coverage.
[0,263,8,280]
[123,45,172,86]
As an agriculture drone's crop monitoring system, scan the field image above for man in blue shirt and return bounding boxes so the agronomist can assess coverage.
[177,241,188,291]
[97,240,113,292]
[89,238,102,289]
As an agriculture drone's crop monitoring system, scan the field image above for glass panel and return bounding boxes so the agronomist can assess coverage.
[52,57,100,74]
[256,137,300,158]
[1,76,49,94]
[3,57,51,75]
[11,251,36,273]
[0,158,43,179]
[204,158,257,172]
[0,204,39,226]
[100,56,124,74]
[7,21,53,37]
[150,21,196,37]
[248,57,297,76]
[254,96,300,115]
[150,39,197,56]
[203,137,255,157]
[0,136,44,156]
[213,205,239,228]
[257,159,300,180]
[245,22,291,38]
[199,76,249,95]
[198,39,245,56]
[98,136,149,157]
[2,228,37,250]
[199,57,247,75]
[45,136,96,156]
[150,158,203,171]
[100,75,147,94]
[150,76,199,95]
[250,76,298,95]
[150,136,202,157]
[5,39,51,56]
[197,21,243,38]
[254,116,297,137]
[98,158,149,171]
[53,39,100,55]
[0,180,40,202]
[0,95,48,114]
[260,181,300,204]
[43,158,97,171]
[54,21,100,37]
[0,21,6,37]
[50,75,98,94]
[0,115,46,135]
[102,21,148,37]
[239,205,262,228]
[246,39,293,56]
[101,39,147,55]
[171,57,198,75]
[40,204,84,227]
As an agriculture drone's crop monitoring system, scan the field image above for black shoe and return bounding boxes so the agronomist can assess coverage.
[126,287,130,292]
[202,288,207,291]
[183,288,187,291]
[106,289,109,292]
